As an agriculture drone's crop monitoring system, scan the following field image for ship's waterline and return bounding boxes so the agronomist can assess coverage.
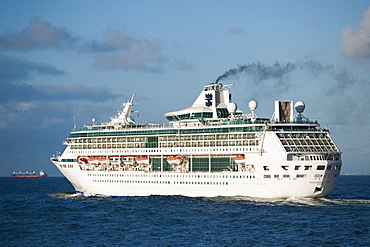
[51,83,341,198]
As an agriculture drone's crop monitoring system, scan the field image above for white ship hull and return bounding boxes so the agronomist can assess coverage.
[52,162,340,198]
[51,83,342,198]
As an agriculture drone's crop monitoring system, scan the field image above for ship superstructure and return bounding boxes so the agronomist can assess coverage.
[50,83,341,198]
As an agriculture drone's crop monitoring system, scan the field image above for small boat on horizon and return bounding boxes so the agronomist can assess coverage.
[11,170,47,177]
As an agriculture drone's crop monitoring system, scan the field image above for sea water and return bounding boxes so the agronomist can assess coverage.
[0,175,369,246]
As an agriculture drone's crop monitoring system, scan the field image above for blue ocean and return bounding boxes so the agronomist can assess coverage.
[0,175,369,247]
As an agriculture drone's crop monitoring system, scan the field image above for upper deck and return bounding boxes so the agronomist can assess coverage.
[69,118,323,138]
[66,84,340,153]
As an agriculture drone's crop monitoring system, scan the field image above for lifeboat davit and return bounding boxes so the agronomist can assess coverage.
[167,157,182,165]
[136,157,149,165]
[87,158,109,164]
[234,156,246,165]
[109,156,121,163]
[123,156,135,165]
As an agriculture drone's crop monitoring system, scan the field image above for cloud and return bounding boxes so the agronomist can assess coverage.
[341,7,370,58]
[0,80,119,104]
[0,54,65,82]
[91,29,167,72]
[0,17,167,72]
[34,84,120,102]
[0,100,66,130]
[0,16,80,52]
[0,53,118,105]
[0,80,120,130]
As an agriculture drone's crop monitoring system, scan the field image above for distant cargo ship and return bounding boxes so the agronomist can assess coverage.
[11,170,47,177]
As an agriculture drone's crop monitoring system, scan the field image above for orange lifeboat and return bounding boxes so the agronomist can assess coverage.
[136,157,149,165]
[78,157,88,163]
[166,157,182,165]
[234,156,246,165]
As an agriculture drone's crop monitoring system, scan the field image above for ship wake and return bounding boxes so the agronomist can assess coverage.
[48,192,84,199]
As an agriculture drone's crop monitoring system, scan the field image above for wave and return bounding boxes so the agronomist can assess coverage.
[199,195,370,207]
[319,197,370,206]
[46,191,370,207]
[47,192,84,199]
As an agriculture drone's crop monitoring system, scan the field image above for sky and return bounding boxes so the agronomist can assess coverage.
[0,0,370,176]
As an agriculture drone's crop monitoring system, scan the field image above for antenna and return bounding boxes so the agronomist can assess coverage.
[248,100,258,122]
[295,101,305,122]
[227,102,237,120]
[73,107,76,129]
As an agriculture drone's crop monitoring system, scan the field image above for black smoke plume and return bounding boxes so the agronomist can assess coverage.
[215,61,297,83]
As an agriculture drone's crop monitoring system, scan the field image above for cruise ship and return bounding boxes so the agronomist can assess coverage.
[50,83,342,198]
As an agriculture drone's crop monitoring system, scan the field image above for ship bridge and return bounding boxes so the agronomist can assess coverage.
[164,83,242,123]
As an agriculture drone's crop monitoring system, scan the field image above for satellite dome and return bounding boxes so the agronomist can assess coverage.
[227,102,237,113]
[295,101,305,113]
[248,100,258,111]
